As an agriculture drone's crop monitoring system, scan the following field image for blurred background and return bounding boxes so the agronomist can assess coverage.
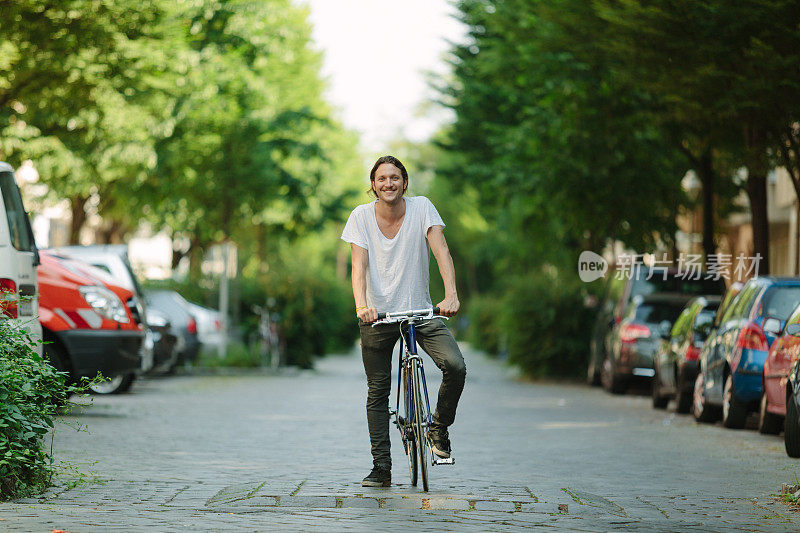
[3,0,800,380]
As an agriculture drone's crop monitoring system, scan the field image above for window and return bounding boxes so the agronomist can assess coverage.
[0,171,34,252]
[631,271,726,299]
[634,303,685,325]
[91,263,113,275]
[758,286,800,321]
[716,287,741,326]
[719,283,761,324]
[670,305,695,339]
[726,283,759,321]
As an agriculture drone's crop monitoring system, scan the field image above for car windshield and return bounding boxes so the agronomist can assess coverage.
[634,303,686,325]
[631,274,725,298]
[758,286,800,320]
[715,287,741,326]
[0,171,35,252]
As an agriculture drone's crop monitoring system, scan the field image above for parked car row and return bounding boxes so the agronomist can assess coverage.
[0,162,223,395]
[590,263,800,457]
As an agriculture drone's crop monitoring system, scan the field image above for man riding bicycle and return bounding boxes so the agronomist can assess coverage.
[341,155,466,487]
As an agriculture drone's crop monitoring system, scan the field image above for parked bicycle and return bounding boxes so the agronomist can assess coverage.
[372,307,455,491]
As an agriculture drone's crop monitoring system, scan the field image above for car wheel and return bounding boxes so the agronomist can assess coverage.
[693,373,719,423]
[602,358,626,395]
[757,390,783,435]
[722,373,748,429]
[785,395,800,458]
[89,373,136,395]
[675,372,692,414]
[651,368,668,409]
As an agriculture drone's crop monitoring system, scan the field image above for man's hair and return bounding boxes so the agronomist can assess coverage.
[368,155,408,197]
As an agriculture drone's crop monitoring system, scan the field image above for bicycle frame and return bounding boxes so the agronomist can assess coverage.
[395,319,434,430]
[376,308,455,490]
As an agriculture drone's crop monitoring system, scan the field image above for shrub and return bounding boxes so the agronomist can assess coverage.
[256,269,358,368]
[464,294,505,356]
[198,342,261,368]
[0,322,71,500]
[501,273,594,378]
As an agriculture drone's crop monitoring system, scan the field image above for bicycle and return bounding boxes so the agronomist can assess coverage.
[372,307,455,492]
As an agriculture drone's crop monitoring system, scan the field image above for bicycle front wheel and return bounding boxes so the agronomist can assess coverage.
[403,364,418,486]
[411,359,429,492]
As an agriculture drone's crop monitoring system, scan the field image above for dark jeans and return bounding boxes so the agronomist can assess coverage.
[359,319,466,470]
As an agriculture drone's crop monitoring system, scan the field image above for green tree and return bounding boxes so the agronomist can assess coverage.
[0,0,170,242]
[595,0,800,273]
[442,0,685,273]
[150,0,358,271]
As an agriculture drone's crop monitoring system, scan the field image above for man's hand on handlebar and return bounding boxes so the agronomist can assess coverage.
[436,296,460,317]
[357,306,379,324]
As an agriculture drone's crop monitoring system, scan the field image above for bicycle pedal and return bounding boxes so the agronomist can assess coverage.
[433,457,455,465]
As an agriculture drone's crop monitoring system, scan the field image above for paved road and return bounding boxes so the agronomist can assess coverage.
[3,343,800,531]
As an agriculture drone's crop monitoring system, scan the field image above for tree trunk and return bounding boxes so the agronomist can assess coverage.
[696,150,716,261]
[171,248,185,271]
[188,238,204,279]
[69,195,89,245]
[746,173,770,275]
[97,220,124,244]
[677,144,716,262]
[744,125,770,275]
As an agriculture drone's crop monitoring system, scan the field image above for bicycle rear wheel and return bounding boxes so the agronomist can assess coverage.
[403,364,418,486]
[411,359,429,492]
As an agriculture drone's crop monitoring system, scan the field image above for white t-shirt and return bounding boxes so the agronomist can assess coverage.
[341,196,445,314]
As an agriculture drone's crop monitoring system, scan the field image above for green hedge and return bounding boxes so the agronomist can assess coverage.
[464,294,505,355]
[0,323,70,500]
[246,269,358,368]
[465,272,594,378]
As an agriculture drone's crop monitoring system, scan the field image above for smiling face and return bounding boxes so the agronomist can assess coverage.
[371,163,407,204]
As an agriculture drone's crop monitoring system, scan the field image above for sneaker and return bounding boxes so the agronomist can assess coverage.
[361,466,391,487]
[429,427,451,458]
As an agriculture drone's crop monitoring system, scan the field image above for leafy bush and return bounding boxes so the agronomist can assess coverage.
[465,271,594,378]
[197,342,262,368]
[501,273,594,378]
[253,269,358,368]
[464,294,505,356]
[0,322,71,500]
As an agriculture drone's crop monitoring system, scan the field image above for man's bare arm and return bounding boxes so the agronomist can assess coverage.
[350,243,378,323]
[427,225,460,317]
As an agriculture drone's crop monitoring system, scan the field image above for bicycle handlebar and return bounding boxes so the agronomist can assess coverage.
[376,307,440,320]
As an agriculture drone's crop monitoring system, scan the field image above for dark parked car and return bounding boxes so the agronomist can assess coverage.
[144,290,201,364]
[784,355,800,457]
[652,295,720,412]
[602,293,693,394]
[693,277,800,428]
[146,308,180,374]
[588,265,726,385]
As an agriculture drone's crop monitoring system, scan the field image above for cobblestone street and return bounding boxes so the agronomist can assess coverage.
[3,344,800,531]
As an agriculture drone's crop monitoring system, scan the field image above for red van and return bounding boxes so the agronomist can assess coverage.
[38,250,143,394]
